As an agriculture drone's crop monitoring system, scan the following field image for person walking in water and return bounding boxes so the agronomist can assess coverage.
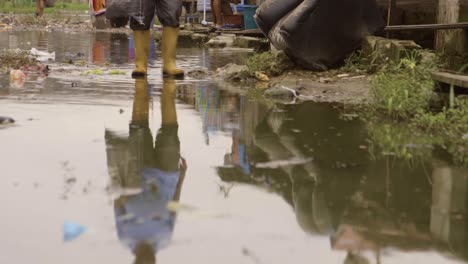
[130,0,185,78]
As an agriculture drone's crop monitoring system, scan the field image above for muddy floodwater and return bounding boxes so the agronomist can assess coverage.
[1,31,467,264]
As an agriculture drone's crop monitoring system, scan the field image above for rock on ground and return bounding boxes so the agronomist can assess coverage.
[362,36,422,63]
[205,34,236,48]
[234,36,269,50]
[0,116,15,125]
[216,63,250,82]
[187,68,211,79]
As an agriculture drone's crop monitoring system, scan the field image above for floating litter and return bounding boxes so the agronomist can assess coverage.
[63,221,87,242]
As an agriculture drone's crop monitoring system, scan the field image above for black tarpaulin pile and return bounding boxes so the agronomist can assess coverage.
[254,0,385,70]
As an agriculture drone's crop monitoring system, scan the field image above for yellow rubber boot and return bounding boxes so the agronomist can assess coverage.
[132,30,150,78]
[131,78,150,127]
[162,27,184,78]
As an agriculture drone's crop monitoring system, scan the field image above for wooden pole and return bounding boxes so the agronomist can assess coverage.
[386,0,397,38]
[436,0,466,53]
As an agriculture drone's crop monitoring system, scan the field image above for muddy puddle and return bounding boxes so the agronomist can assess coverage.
[1,31,467,264]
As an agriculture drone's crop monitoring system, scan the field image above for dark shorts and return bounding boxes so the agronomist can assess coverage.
[130,0,183,30]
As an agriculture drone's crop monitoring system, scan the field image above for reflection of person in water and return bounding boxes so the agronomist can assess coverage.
[106,78,186,264]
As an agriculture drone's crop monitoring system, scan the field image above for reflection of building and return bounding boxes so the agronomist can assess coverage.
[213,99,468,263]
[431,160,468,260]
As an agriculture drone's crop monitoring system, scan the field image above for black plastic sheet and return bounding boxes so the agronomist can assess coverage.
[255,0,385,70]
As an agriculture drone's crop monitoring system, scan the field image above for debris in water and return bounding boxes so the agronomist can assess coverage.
[242,247,261,263]
[0,116,15,125]
[216,182,234,198]
[81,69,104,76]
[63,221,87,242]
[166,201,197,213]
[30,48,55,61]
[255,157,313,169]
[10,69,26,81]
[109,69,126,75]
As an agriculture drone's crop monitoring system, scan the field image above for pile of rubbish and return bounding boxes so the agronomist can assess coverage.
[255,0,385,70]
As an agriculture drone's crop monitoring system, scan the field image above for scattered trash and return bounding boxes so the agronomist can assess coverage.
[337,73,350,78]
[10,69,26,88]
[63,221,87,242]
[264,86,298,99]
[109,69,126,75]
[463,133,468,140]
[242,247,261,264]
[254,71,270,82]
[166,201,197,213]
[30,48,55,62]
[81,69,104,76]
[255,157,313,169]
[10,69,26,80]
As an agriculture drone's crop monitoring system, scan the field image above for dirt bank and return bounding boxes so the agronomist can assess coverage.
[270,70,372,104]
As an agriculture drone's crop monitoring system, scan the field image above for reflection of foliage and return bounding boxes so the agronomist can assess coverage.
[414,99,468,165]
[366,119,437,164]
[351,48,467,166]
[246,88,276,109]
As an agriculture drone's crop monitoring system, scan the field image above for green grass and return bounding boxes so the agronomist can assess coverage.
[246,51,294,77]
[370,54,435,119]
[349,48,468,165]
[0,1,88,14]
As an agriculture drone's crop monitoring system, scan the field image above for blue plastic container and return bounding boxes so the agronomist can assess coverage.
[239,5,258,29]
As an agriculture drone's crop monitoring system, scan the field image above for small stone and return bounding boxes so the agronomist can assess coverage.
[205,34,236,48]
[215,63,250,82]
[0,116,15,125]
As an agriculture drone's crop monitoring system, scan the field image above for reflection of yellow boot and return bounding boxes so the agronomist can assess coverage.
[161,78,177,125]
[162,27,184,78]
[132,30,150,78]
[131,78,150,126]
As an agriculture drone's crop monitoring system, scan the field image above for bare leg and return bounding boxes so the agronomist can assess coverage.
[211,0,222,26]
[36,0,44,18]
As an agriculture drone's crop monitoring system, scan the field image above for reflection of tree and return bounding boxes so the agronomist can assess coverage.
[105,78,186,264]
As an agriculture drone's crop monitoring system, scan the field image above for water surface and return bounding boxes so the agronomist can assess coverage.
[0,30,467,264]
